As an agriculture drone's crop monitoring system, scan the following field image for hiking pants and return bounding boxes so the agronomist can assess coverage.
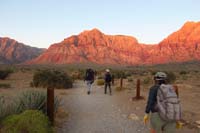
[150,112,176,133]
[105,82,111,94]
[86,80,92,92]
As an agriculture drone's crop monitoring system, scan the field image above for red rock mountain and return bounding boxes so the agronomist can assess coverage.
[0,37,45,64]
[29,21,200,65]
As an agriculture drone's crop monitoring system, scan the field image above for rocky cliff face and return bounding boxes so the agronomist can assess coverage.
[147,21,200,64]
[0,37,45,64]
[28,21,200,65]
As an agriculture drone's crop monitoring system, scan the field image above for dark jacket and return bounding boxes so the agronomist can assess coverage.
[85,69,94,81]
[145,85,160,114]
[104,72,112,82]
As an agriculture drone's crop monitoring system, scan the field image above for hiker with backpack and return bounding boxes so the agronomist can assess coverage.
[84,68,95,95]
[143,72,183,133]
[104,69,112,95]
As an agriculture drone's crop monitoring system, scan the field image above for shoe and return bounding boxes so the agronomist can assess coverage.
[87,91,90,95]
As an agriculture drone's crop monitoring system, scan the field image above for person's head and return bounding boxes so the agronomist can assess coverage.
[106,69,110,73]
[154,72,167,85]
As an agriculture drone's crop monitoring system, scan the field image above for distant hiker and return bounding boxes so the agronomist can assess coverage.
[84,68,95,95]
[143,72,183,133]
[104,69,112,95]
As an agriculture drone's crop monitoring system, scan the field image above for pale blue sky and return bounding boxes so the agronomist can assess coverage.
[0,0,199,48]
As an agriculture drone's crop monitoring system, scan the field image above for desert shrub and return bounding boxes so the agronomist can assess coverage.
[96,79,104,86]
[115,86,127,91]
[179,71,187,75]
[165,71,176,83]
[151,71,157,76]
[31,70,73,89]
[0,83,11,88]
[0,69,13,80]
[124,71,132,77]
[1,110,53,133]
[71,69,85,80]
[181,75,188,80]
[113,71,127,79]
[143,77,151,84]
[127,77,133,82]
[97,75,103,79]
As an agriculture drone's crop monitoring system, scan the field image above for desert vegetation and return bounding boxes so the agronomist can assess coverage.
[0,62,200,132]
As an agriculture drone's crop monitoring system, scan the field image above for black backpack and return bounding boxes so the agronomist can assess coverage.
[105,73,112,82]
[85,69,94,80]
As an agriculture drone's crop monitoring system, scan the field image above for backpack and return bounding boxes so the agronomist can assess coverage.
[85,69,94,81]
[105,73,112,82]
[156,84,182,122]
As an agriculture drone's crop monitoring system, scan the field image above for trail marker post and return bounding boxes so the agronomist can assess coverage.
[47,88,54,125]
[132,79,144,100]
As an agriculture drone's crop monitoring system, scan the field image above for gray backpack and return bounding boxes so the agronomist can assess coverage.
[156,84,182,122]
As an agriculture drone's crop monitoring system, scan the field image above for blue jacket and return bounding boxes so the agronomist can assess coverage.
[145,85,160,114]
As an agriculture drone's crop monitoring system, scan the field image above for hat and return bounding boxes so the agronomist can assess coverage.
[106,69,110,72]
[154,72,167,80]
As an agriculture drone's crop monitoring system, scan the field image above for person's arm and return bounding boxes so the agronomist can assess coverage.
[145,86,157,114]
[144,86,157,124]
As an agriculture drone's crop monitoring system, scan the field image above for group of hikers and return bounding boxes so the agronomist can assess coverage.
[84,68,183,133]
[84,68,112,95]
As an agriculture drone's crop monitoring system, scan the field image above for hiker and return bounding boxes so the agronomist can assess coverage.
[104,69,112,95]
[84,68,95,95]
[143,72,183,133]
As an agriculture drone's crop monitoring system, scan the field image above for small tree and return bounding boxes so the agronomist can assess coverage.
[31,70,73,124]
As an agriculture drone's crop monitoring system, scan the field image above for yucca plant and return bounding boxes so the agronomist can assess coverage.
[0,96,19,121]
[0,90,61,121]
[17,90,61,114]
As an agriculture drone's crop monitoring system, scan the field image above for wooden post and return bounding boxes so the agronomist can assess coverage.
[47,87,54,125]
[173,85,179,97]
[136,79,140,99]
[112,75,114,85]
[120,78,123,90]
[132,79,144,100]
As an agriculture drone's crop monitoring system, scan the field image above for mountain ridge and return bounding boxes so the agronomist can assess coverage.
[0,37,45,64]
[28,21,200,65]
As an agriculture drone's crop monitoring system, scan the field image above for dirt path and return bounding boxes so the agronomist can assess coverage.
[56,81,198,133]
[56,81,149,133]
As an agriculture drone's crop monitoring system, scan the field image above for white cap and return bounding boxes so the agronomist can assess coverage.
[106,69,110,72]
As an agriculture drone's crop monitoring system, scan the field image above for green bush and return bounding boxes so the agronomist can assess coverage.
[179,71,187,75]
[112,71,127,79]
[0,83,11,88]
[1,110,53,133]
[143,77,151,84]
[0,69,13,80]
[151,71,157,76]
[31,70,73,89]
[96,79,104,86]
[71,69,86,80]
[127,77,133,82]
[97,76,103,79]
